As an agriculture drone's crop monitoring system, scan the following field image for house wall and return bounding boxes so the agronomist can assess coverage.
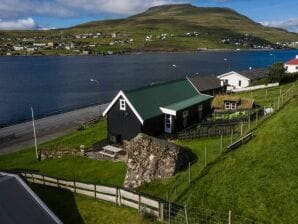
[285,64,298,73]
[173,100,211,133]
[142,116,164,137]
[219,73,250,89]
[107,97,142,142]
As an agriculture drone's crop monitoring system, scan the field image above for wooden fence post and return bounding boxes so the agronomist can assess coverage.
[168,201,171,224]
[118,188,122,206]
[94,184,96,199]
[188,162,191,184]
[138,194,141,212]
[159,202,164,221]
[240,122,243,136]
[256,111,258,126]
[230,129,233,144]
[220,135,223,154]
[228,210,232,224]
[184,205,189,224]
[204,145,207,167]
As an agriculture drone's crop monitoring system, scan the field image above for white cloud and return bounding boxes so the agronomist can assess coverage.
[0,17,37,30]
[261,18,298,33]
[0,0,184,18]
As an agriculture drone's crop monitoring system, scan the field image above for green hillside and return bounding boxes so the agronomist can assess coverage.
[1,4,298,55]
[178,97,298,223]
[77,4,297,43]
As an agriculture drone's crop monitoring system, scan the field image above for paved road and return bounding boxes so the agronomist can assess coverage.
[0,103,109,155]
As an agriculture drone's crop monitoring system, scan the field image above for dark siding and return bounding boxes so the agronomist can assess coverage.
[141,115,164,137]
[174,99,212,133]
[107,97,142,141]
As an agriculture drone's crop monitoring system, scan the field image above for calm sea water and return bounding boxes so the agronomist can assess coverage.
[0,50,297,126]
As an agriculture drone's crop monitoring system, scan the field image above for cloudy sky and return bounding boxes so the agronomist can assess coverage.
[0,0,297,32]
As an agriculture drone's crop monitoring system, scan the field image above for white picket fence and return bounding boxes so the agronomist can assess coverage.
[21,172,164,220]
[230,83,279,93]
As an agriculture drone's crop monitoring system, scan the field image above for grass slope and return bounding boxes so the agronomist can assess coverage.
[179,97,298,223]
[31,184,156,224]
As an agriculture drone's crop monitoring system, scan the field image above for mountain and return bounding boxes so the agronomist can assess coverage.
[73,4,298,43]
[1,4,298,54]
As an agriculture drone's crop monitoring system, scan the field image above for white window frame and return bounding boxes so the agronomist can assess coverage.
[119,99,126,111]
[225,102,230,110]
[231,103,237,110]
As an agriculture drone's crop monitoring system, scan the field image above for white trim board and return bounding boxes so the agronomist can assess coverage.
[159,107,176,116]
[102,91,144,124]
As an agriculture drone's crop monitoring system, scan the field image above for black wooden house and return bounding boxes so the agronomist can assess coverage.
[103,79,213,143]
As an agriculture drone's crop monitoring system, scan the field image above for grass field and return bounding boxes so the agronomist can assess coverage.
[31,184,157,224]
[177,96,298,224]
[0,119,127,186]
[40,119,107,151]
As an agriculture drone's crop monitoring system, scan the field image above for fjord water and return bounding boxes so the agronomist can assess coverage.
[0,50,297,126]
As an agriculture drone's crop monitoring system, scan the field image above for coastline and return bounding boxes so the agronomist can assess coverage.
[1,48,296,57]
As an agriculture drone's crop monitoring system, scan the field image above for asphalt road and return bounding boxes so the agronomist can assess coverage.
[0,103,109,155]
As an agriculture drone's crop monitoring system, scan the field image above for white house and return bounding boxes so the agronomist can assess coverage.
[217,68,268,90]
[284,55,298,73]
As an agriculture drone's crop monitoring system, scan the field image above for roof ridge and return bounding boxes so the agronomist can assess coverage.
[124,78,187,93]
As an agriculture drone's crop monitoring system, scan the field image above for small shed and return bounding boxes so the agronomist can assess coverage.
[212,95,255,111]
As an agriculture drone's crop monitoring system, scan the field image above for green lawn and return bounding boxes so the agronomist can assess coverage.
[40,119,107,151]
[178,97,298,224]
[234,81,297,108]
[31,184,157,224]
[0,119,127,186]
[138,136,232,201]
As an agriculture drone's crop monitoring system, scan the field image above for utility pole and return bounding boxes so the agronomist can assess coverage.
[31,107,39,160]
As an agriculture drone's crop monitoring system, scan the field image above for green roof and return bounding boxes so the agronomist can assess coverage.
[124,79,213,121]
[164,94,212,111]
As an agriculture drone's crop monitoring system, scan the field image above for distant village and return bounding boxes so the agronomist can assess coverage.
[0,31,297,56]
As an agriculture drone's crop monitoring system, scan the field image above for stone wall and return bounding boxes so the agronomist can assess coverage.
[40,149,83,160]
[123,133,192,189]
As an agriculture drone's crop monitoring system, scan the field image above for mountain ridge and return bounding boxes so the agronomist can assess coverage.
[0,4,297,55]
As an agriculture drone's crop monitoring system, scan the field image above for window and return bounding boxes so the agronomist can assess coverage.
[198,105,203,111]
[183,110,189,118]
[231,103,237,110]
[238,80,242,87]
[224,79,228,85]
[119,99,126,111]
[296,66,298,70]
[225,102,230,110]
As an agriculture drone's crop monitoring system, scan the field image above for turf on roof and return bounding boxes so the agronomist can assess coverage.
[124,79,212,120]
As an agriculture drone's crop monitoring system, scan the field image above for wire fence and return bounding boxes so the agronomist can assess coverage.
[164,202,262,224]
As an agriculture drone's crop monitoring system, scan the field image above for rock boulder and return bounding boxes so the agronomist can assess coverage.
[123,133,192,189]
